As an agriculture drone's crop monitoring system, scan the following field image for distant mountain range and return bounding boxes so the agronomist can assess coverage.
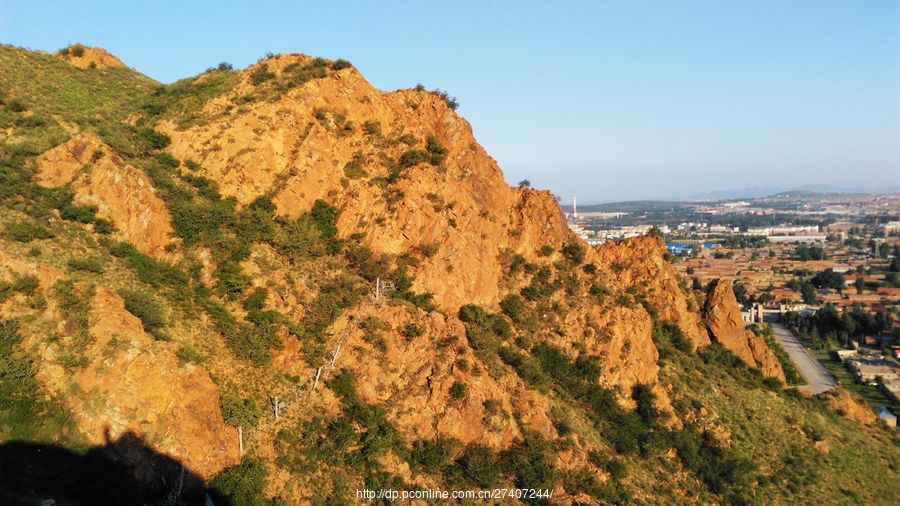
[689,184,900,201]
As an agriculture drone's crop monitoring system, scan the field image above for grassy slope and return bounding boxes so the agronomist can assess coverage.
[0,44,157,156]
[664,349,900,505]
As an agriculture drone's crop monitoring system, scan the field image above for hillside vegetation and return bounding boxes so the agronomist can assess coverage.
[0,44,897,505]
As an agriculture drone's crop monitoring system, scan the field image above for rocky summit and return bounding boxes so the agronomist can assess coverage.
[0,44,897,505]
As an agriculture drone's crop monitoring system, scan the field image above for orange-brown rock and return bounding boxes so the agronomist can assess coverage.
[161,56,575,311]
[0,250,64,291]
[704,279,785,381]
[306,301,555,448]
[38,286,239,479]
[36,133,173,255]
[55,43,126,69]
[818,387,876,426]
[593,235,711,349]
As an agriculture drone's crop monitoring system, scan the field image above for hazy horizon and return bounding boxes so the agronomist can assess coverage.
[3,0,898,202]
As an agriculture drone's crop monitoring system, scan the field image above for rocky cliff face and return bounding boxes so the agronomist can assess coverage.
[594,235,711,349]
[705,279,786,381]
[0,251,239,480]
[36,133,173,256]
[160,55,573,311]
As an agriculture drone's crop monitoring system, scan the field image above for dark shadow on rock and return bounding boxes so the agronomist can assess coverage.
[0,430,217,506]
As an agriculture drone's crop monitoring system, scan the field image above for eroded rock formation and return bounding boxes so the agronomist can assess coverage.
[705,278,786,381]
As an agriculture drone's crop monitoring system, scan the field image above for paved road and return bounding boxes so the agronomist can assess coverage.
[768,321,838,395]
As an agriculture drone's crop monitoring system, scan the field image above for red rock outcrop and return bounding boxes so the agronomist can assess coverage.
[275,301,556,449]
[161,56,575,311]
[38,287,239,479]
[36,133,173,256]
[55,43,126,69]
[819,388,877,426]
[593,235,711,349]
[704,279,786,381]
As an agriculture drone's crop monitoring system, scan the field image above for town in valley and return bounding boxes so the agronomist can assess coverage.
[566,191,900,425]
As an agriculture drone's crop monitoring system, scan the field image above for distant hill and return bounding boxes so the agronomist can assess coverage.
[690,184,897,201]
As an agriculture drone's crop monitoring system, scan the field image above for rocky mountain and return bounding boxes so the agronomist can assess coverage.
[0,44,898,505]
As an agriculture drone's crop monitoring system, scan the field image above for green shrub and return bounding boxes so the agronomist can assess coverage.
[653,319,693,355]
[249,64,276,85]
[362,120,381,136]
[119,289,166,333]
[176,343,203,363]
[310,199,340,254]
[561,242,585,264]
[92,218,115,234]
[6,98,27,112]
[137,128,171,152]
[154,152,180,168]
[107,241,189,289]
[219,392,262,427]
[209,457,269,506]
[0,319,73,442]
[458,304,488,325]
[0,275,39,301]
[343,157,367,179]
[521,267,559,301]
[280,58,329,88]
[402,323,424,340]
[449,381,467,401]
[499,294,526,321]
[501,433,558,489]
[410,437,461,475]
[214,261,250,299]
[498,347,550,388]
[243,287,268,311]
[345,244,390,282]
[5,221,54,242]
[331,59,352,70]
[67,257,104,273]
[454,444,500,487]
[632,384,662,426]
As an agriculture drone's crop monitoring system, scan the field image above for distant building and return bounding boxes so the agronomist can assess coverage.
[846,356,900,385]
[881,221,900,236]
[875,407,897,428]
[767,235,827,243]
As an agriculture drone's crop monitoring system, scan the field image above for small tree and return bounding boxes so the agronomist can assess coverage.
[449,381,467,401]
[517,180,531,189]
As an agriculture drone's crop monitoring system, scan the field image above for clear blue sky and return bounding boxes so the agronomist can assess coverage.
[3,1,898,202]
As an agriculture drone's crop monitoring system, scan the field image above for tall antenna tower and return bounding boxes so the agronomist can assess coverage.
[573,196,577,220]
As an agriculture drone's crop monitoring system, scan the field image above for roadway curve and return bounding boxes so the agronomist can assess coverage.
[768,321,837,395]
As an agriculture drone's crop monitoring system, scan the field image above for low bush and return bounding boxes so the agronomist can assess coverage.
[5,221,54,242]
[108,241,188,289]
[119,289,166,334]
[67,257,104,273]
[454,444,500,487]
[0,274,39,301]
[402,323,424,340]
[561,242,585,265]
[449,380,467,401]
[176,343,203,363]
[92,218,115,234]
[219,392,262,428]
[331,59,352,70]
[410,437,461,475]
[209,457,269,506]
